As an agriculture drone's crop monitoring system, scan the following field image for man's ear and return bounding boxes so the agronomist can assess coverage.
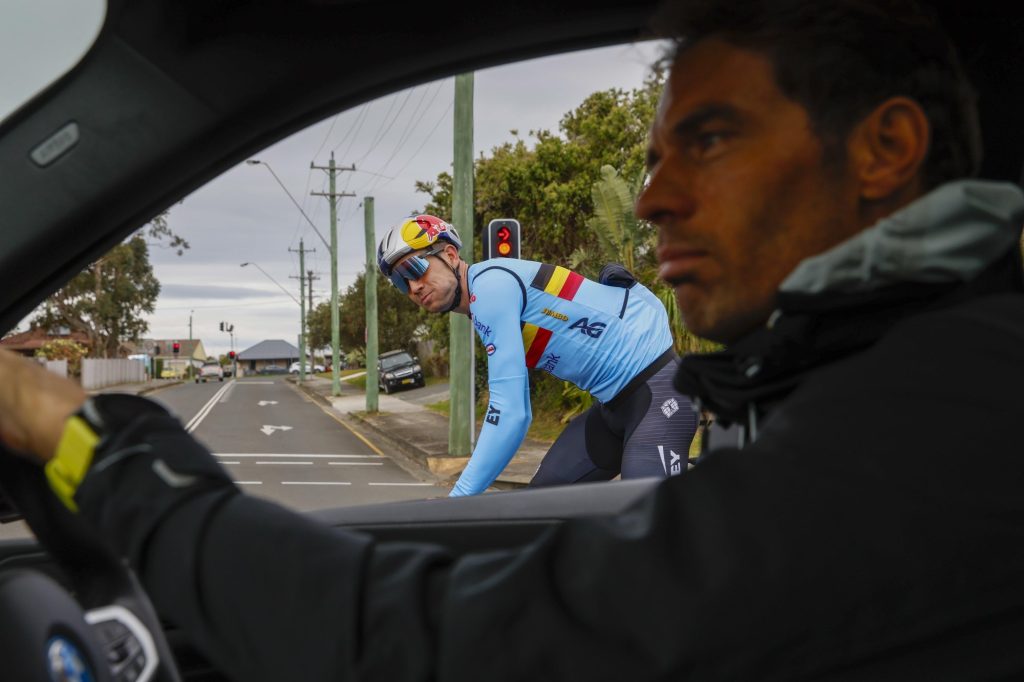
[847,96,930,201]
[443,243,461,266]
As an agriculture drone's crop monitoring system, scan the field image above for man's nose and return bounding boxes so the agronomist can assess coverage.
[408,277,426,295]
[635,162,696,227]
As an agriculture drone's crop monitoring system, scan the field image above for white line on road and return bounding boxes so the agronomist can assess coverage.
[281,481,352,486]
[214,453,379,459]
[236,381,276,385]
[367,482,435,487]
[234,481,263,485]
[328,462,384,466]
[256,461,313,465]
[186,382,234,433]
[219,461,240,465]
[218,382,237,403]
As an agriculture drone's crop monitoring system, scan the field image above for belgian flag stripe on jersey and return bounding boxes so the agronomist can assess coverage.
[522,324,553,368]
[531,263,584,301]
[522,264,583,367]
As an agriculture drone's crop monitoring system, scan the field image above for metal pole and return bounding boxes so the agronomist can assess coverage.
[364,197,379,412]
[449,72,475,456]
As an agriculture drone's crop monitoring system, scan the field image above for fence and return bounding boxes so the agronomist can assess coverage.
[41,359,68,378]
[81,358,146,390]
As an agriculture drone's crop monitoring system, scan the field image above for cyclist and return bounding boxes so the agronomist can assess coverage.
[377,214,698,496]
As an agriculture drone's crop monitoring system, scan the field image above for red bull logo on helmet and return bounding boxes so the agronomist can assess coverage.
[400,215,451,250]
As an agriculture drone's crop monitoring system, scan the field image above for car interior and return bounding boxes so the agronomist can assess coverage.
[0,0,1022,680]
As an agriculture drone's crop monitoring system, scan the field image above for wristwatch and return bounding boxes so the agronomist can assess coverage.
[45,395,168,512]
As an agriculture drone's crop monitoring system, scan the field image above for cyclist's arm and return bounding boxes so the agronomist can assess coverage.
[449,270,531,497]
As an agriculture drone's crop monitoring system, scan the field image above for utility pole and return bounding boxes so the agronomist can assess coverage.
[289,239,315,382]
[363,197,379,412]
[450,72,475,456]
[311,152,355,396]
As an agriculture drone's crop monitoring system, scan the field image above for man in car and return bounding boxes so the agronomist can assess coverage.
[376,214,698,495]
[3,1,1024,679]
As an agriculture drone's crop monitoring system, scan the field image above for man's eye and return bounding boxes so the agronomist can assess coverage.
[693,131,728,155]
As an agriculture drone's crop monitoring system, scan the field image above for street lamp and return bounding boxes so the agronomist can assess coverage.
[245,159,330,250]
[240,262,301,306]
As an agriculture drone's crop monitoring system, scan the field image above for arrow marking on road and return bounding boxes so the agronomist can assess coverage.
[260,425,294,436]
[258,400,279,406]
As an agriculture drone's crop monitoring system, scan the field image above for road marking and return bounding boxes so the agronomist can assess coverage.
[258,400,278,406]
[256,461,313,465]
[237,381,276,385]
[306,399,385,456]
[186,382,234,432]
[218,461,240,465]
[260,425,294,436]
[281,481,352,486]
[214,453,378,459]
[234,481,263,485]
[328,462,384,466]
[218,382,236,403]
[368,482,435,487]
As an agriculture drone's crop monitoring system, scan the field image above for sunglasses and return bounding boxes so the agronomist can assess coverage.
[388,247,444,294]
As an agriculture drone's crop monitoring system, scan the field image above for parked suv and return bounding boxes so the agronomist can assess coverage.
[197,362,225,383]
[377,350,424,394]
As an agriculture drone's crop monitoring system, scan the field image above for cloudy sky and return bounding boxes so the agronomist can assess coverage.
[6,1,666,359]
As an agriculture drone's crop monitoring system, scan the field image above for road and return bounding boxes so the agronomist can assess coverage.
[0,377,448,540]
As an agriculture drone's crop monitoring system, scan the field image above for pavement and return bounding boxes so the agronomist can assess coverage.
[92,375,549,490]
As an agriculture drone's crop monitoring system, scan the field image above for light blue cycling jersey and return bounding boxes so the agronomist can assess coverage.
[450,259,674,496]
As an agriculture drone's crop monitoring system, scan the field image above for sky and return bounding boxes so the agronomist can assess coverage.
[5,1,667,359]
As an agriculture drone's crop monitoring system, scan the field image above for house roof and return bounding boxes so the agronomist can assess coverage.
[0,327,91,351]
[238,339,300,361]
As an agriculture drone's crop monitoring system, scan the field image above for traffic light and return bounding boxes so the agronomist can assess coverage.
[219,322,224,331]
[228,351,236,360]
[154,345,161,355]
[173,342,180,354]
[484,218,521,260]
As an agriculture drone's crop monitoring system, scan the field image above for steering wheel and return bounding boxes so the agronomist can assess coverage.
[0,448,182,682]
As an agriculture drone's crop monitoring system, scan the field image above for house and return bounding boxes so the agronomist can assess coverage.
[0,326,92,357]
[237,339,299,374]
[126,338,208,377]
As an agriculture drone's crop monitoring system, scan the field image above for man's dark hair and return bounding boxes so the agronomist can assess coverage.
[652,0,981,189]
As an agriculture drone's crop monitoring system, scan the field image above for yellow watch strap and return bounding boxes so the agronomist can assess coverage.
[44,415,100,512]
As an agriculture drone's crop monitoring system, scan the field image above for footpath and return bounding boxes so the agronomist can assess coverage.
[97,375,549,490]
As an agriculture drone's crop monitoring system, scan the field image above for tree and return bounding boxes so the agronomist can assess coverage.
[34,211,188,358]
[35,339,89,377]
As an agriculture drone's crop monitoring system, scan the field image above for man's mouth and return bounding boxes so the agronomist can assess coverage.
[657,246,708,285]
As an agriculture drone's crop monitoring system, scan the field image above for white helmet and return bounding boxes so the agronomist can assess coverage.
[376,214,462,276]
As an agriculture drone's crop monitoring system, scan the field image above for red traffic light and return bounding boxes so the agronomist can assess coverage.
[485,219,520,260]
[172,342,180,354]
[228,351,236,359]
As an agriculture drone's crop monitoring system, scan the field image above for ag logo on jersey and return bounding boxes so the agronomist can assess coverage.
[485,344,496,356]
[570,317,606,339]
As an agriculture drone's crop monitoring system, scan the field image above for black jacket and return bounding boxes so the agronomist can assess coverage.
[76,181,1024,680]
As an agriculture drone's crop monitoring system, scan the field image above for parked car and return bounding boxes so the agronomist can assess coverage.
[378,350,425,394]
[289,361,326,375]
[258,364,288,375]
[159,367,180,379]
[197,362,225,383]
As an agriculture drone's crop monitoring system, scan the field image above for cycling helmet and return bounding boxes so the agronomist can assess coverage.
[376,215,462,276]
